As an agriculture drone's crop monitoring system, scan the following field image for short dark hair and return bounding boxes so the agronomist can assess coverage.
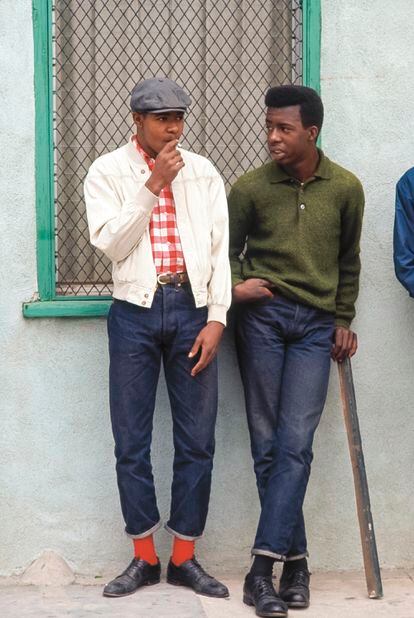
[264,85,324,132]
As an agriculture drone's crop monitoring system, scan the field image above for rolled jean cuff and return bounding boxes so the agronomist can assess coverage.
[165,524,203,541]
[286,552,309,561]
[251,548,286,561]
[125,520,162,539]
[252,548,309,561]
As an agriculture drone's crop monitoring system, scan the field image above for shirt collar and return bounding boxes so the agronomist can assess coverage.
[132,134,155,168]
[270,149,332,183]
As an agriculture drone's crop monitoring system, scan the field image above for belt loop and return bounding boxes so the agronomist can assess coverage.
[174,275,182,291]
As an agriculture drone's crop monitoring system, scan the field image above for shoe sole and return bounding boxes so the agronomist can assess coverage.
[243,595,288,617]
[103,578,160,597]
[167,578,229,598]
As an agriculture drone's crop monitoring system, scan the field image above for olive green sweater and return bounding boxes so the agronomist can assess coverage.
[228,151,364,327]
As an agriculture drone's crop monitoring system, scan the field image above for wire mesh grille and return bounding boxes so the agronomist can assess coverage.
[53,0,303,296]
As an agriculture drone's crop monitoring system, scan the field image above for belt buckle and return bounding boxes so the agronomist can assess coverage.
[157,273,170,285]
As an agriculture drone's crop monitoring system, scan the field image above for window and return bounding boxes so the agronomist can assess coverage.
[24,0,320,317]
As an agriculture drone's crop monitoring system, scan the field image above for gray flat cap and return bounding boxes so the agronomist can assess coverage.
[130,77,191,113]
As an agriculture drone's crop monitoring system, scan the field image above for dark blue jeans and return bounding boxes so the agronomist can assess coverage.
[235,295,335,560]
[107,284,218,540]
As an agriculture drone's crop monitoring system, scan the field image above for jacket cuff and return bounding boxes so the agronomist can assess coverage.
[207,304,228,327]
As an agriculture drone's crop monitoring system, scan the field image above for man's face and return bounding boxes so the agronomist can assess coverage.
[265,105,318,167]
[133,111,185,157]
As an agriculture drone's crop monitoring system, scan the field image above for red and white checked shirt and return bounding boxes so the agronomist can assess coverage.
[133,137,186,274]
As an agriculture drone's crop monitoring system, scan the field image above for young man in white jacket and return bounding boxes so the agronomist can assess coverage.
[84,77,231,599]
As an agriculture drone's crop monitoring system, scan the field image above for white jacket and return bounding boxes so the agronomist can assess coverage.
[84,138,231,325]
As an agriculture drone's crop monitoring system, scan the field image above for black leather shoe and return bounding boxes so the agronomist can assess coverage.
[243,573,288,617]
[103,558,161,597]
[279,567,310,608]
[167,557,229,598]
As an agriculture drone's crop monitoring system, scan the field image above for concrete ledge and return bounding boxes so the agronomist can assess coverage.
[0,570,413,617]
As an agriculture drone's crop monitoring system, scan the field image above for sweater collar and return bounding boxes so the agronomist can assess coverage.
[270,149,332,183]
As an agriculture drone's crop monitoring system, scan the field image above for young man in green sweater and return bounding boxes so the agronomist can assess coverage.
[229,85,364,618]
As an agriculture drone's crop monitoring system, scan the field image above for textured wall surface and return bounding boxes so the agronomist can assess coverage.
[0,0,413,577]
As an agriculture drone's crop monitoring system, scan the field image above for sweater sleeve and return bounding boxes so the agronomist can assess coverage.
[393,170,414,297]
[335,178,365,328]
[228,181,254,287]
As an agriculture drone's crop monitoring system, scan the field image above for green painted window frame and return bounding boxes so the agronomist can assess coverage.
[23,0,321,319]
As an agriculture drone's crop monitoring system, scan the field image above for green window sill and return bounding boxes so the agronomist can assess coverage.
[23,299,111,318]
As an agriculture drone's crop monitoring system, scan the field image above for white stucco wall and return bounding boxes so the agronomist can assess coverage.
[318,0,414,570]
[0,0,413,577]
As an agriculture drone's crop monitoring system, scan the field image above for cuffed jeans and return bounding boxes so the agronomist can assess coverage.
[107,284,218,540]
[235,294,335,560]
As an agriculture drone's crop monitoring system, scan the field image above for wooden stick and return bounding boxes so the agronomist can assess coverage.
[337,357,383,599]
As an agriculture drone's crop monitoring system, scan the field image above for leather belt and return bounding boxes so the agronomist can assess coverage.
[157,272,189,286]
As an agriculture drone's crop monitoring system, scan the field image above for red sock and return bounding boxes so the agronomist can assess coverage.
[171,537,195,566]
[133,535,158,565]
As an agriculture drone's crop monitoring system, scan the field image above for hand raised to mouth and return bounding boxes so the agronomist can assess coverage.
[145,139,185,195]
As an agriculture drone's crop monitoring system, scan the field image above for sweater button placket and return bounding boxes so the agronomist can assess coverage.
[298,184,305,213]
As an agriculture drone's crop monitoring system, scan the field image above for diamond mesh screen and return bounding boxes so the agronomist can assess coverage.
[53,0,303,296]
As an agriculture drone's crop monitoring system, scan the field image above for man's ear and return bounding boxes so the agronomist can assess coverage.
[308,125,319,143]
[132,112,144,129]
